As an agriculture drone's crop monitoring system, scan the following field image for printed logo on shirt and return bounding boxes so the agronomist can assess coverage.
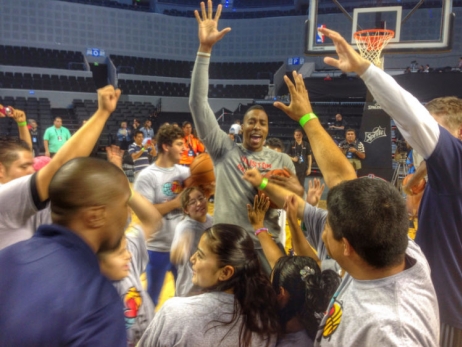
[162,180,183,197]
[319,300,343,341]
[237,156,272,173]
[124,287,142,330]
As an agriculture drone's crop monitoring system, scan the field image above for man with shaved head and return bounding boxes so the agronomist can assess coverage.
[188,1,295,273]
[0,157,129,346]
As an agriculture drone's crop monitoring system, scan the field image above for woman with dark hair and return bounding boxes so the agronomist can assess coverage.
[272,256,340,346]
[170,186,213,297]
[179,121,205,167]
[139,223,280,347]
[247,194,340,346]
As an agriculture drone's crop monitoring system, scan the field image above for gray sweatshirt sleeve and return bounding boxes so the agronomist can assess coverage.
[189,55,234,160]
[360,64,440,159]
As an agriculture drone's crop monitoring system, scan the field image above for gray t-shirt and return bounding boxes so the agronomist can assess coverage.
[314,240,439,347]
[189,56,295,248]
[0,174,51,250]
[134,164,190,252]
[302,203,340,274]
[138,292,276,347]
[276,330,312,347]
[172,215,213,297]
[112,226,155,347]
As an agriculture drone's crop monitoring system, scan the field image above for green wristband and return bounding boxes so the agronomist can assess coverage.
[259,177,268,190]
[17,121,27,127]
[299,113,318,127]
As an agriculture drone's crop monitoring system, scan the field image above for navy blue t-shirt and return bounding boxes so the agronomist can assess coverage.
[0,224,126,346]
[416,126,462,329]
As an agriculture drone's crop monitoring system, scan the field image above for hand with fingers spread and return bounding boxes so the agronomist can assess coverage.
[247,194,270,230]
[194,0,231,52]
[268,166,304,197]
[106,145,125,170]
[97,85,121,115]
[273,71,313,122]
[318,27,371,76]
[306,178,325,207]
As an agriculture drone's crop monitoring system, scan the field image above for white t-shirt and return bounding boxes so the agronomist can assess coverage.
[315,240,439,347]
[0,174,51,250]
[134,164,190,252]
[138,292,276,347]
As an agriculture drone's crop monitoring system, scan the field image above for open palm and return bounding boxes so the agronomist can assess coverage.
[194,1,231,49]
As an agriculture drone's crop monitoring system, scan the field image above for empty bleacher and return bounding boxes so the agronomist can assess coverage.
[111,55,282,80]
[0,72,96,93]
[0,45,85,70]
[0,96,52,142]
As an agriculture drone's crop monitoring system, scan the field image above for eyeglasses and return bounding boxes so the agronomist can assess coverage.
[187,196,206,207]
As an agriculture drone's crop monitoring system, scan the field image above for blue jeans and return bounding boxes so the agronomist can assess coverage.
[146,250,177,307]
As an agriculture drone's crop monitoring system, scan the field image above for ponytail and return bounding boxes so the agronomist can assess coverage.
[204,224,280,347]
[272,256,341,340]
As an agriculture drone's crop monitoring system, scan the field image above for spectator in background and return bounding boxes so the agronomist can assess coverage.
[129,130,156,178]
[117,121,131,150]
[229,128,242,143]
[287,129,312,187]
[172,122,179,128]
[458,57,462,69]
[338,129,365,171]
[180,121,205,167]
[140,120,154,143]
[28,119,41,157]
[43,116,71,158]
[131,118,141,133]
[265,137,284,153]
[329,113,347,131]
[229,119,242,136]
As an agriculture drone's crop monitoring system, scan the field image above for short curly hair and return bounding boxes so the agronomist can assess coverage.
[155,124,184,154]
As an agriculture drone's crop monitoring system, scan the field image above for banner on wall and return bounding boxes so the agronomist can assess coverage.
[357,100,393,181]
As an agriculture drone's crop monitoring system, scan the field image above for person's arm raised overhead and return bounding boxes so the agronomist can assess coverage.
[1,106,32,151]
[247,194,284,269]
[188,1,231,140]
[319,27,439,159]
[36,85,121,201]
[285,195,320,267]
[274,71,356,188]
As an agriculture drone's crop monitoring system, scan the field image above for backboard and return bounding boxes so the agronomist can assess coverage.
[305,0,454,55]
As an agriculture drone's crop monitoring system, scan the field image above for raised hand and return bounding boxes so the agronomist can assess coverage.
[318,27,370,76]
[273,71,313,122]
[247,194,270,229]
[194,0,231,51]
[97,85,121,115]
[242,168,263,187]
[306,178,325,207]
[106,145,124,169]
[283,194,299,223]
[4,106,26,123]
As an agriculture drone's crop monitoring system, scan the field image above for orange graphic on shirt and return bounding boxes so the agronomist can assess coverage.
[322,302,342,340]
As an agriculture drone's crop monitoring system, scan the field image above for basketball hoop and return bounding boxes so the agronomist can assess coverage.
[354,29,394,69]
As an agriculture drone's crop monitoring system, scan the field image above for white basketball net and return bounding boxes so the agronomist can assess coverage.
[354,30,394,69]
